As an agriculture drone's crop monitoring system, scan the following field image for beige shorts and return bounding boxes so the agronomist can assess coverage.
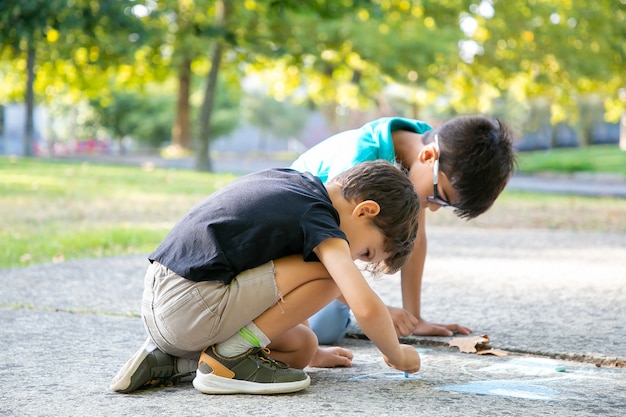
[141,261,278,359]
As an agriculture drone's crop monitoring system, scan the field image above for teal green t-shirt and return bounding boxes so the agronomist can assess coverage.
[290,117,432,182]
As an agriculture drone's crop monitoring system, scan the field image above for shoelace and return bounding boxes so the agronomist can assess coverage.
[256,347,289,369]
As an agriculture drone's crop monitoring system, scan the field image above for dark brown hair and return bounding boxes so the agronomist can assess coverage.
[424,115,517,219]
[331,160,420,274]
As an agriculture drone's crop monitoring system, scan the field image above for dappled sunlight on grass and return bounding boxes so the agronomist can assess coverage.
[2,155,625,269]
[517,145,626,176]
[0,157,233,268]
[2,225,171,268]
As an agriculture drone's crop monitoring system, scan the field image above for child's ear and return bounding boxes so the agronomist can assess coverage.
[353,200,381,218]
[418,142,438,163]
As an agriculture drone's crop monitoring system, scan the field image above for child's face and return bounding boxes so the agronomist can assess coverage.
[410,146,458,213]
[341,206,391,264]
[422,170,456,212]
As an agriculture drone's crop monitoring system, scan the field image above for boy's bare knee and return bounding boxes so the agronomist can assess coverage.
[269,325,318,369]
[289,326,318,369]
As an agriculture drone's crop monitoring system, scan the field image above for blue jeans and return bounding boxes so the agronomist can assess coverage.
[309,299,351,344]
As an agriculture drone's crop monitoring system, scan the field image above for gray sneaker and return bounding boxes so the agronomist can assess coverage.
[110,338,193,393]
[192,345,310,394]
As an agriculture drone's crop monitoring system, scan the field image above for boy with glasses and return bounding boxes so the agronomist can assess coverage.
[290,115,516,367]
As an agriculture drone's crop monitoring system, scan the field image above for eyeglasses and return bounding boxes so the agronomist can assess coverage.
[426,134,456,209]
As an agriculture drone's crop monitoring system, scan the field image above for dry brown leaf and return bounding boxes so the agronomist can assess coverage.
[476,348,509,357]
[448,334,491,353]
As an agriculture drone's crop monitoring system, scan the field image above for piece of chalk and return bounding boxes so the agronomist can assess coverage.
[555,365,566,372]
[404,372,409,378]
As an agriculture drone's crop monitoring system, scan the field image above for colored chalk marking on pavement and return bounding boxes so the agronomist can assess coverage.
[348,347,425,381]
[478,357,568,376]
[348,371,421,381]
[437,381,559,401]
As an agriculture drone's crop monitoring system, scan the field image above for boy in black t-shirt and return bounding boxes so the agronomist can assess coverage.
[111,160,421,395]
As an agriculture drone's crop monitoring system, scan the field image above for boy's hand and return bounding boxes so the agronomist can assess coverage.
[383,344,420,374]
[388,306,419,337]
[412,319,472,337]
[388,307,472,337]
[308,346,354,368]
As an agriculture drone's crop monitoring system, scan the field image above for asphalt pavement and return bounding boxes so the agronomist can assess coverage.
[2,225,625,416]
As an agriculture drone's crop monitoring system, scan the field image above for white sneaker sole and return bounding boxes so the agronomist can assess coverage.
[109,338,152,392]
[193,371,311,394]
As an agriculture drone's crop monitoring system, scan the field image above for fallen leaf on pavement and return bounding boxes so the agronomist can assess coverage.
[449,334,491,353]
[476,348,509,357]
[448,335,509,357]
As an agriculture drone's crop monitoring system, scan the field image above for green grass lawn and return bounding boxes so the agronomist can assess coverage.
[1,156,237,269]
[1,148,625,269]
[516,144,626,176]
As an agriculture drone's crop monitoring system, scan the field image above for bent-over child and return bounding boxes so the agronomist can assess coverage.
[110,160,421,394]
[291,115,516,359]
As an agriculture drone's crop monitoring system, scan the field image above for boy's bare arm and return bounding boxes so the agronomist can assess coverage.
[400,208,427,318]
[401,162,472,336]
[399,219,471,336]
[313,238,420,372]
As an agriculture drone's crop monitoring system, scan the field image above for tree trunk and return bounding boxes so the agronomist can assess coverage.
[195,0,233,171]
[24,37,35,157]
[195,42,223,171]
[172,57,192,149]
[619,110,626,151]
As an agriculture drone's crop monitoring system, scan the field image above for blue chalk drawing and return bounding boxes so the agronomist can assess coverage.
[348,371,422,381]
[474,357,567,377]
[346,347,429,381]
[436,358,575,400]
[437,380,559,401]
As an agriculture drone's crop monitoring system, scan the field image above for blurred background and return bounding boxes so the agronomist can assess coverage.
[1,0,625,171]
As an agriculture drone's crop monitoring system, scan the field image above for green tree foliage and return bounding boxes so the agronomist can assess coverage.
[89,77,240,151]
[238,2,469,108]
[140,0,381,170]
[134,0,226,152]
[90,91,174,149]
[1,0,624,162]
[242,93,309,152]
[452,0,625,121]
[0,0,149,154]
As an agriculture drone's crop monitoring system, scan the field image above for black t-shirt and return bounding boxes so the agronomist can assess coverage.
[149,168,347,283]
